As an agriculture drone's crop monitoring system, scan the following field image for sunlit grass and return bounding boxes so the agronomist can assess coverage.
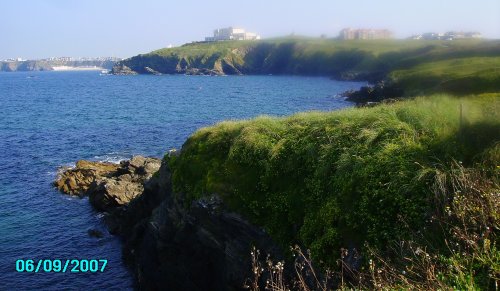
[170,94,499,262]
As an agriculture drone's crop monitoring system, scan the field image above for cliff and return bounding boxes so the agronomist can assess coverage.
[112,38,500,98]
[55,156,282,290]
[55,94,499,290]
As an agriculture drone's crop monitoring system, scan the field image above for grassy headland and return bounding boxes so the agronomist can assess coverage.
[113,36,500,288]
[114,38,500,97]
[168,95,499,288]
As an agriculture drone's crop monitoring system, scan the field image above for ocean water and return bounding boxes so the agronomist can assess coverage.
[0,71,364,290]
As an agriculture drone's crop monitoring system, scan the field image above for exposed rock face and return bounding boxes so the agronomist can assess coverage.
[342,80,404,104]
[55,156,282,290]
[113,161,283,291]
[144,66,162,75]
[111,64,138,75]
[129,197,281,290]
[54,160,120,196]
[184,67,225,76]
[54,156,161,211]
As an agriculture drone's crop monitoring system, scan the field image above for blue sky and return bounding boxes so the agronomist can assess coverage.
[1,0,499,59]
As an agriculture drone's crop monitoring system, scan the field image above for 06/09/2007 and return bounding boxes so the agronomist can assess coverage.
[15,259,107,273]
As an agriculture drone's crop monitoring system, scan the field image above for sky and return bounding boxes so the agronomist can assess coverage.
[1,0,499,60]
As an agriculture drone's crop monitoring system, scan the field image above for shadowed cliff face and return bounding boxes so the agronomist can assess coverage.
[112,41,381,79]
[114,161,282,291]
[55,158,282,291]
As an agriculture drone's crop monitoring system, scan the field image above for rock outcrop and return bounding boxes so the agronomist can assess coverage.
[54,160,120,196]
[112,160,283,291]
[111,64,138,75]
[54,156,282,290]
[54,156,161,211]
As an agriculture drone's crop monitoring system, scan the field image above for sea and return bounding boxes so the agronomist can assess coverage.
[0,71,364,290]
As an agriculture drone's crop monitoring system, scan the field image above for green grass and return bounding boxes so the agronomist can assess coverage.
[389,57,500,95]
[168,94,499,272]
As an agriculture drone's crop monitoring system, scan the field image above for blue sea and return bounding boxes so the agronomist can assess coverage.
[0,71,364,290]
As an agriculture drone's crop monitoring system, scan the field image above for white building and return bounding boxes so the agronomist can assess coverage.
[205,27,261,42]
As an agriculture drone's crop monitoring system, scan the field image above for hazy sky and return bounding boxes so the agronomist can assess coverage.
[1,0,499,59]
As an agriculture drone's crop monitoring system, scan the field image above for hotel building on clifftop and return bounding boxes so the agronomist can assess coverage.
[205,27,261,42]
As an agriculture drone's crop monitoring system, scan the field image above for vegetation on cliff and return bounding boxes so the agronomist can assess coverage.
[114,38,500,96]
[110,37,500,288]
[168,94,499,288]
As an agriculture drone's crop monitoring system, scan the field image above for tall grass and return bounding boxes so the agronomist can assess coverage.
[169,94,498,267]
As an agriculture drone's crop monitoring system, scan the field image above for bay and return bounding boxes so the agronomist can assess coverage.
[0,71,364,289]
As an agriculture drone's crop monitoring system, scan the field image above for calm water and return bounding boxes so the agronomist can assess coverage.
[0,71,364,290]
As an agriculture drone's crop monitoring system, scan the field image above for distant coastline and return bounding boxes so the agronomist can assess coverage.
[52,66,105,71]
[0,58,118,72]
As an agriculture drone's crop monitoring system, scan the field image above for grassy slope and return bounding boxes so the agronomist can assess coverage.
[169,95,499,268]
[390,56,500,95]
[119,38,500,95]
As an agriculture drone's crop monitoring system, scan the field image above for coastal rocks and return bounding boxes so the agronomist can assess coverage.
[116,161,282,291]
[144,66,162,75]
[111,64,138,75]
[55,157,282,290]
[130,196,281,290]
[87,229,105,238]
[184,67,225,76]
[88,177,145,211]
[343,80,404,104]
[93,158,283,290]
[54,160,120,196]
[54,156,161,211]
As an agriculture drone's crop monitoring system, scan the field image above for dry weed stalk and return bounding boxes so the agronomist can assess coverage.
[246,161,499,290]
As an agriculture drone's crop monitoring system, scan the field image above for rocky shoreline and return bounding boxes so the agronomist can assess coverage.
[54,156,281,290]
[342,80,404,105]
[111,62,401,104]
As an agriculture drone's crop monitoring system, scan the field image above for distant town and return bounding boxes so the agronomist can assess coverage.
[200,26,483,42]
[408,31,482,40]
[2,28,485,62]
[1,56,122,63]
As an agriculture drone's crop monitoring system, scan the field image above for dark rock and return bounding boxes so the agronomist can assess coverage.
[343,80,404,104]
[87,229,104,238]
[109,161,282,291]
[55,157,282,290]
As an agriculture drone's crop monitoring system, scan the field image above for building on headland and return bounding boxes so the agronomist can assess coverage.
[409,31,482,40]
[205,27,261,42]
[338,28,392,40]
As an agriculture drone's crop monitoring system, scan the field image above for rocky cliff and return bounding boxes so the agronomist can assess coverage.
[111,38,500,100]
[111,39,384,78]
[55,156,282,290]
